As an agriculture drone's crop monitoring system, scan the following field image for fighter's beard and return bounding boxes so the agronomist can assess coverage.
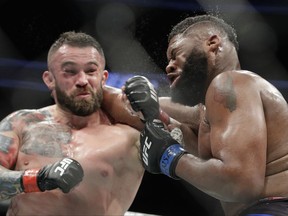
[55,85,103,116]
[171,49,208,106]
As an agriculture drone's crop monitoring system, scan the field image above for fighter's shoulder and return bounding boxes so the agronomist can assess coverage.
[206,70,263,107]
[113,123,140,132]
[210,70,260,89]
[111,123,140,139]
[1,105,53,123]
[215,69,259,80]
[103,85,122,97]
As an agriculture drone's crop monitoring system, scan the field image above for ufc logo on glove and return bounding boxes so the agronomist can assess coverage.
[142,136,152,166]
[54,158,73,176]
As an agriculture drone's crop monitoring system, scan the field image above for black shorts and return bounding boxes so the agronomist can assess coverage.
[239,197,288,216]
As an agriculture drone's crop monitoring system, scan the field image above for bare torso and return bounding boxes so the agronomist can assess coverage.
[5,105,144,216]
[160,70,288,216]
[200,71,288,215]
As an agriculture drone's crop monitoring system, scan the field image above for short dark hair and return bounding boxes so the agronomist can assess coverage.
[168,14,239,51]
[48,31,105,64]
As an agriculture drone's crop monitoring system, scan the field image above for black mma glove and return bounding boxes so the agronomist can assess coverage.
[21,158,84,193]
[140,120,187,179]
[124,75,160,121]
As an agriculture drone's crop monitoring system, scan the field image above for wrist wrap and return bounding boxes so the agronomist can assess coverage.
[160,144,187,179]
[21,169,41,193]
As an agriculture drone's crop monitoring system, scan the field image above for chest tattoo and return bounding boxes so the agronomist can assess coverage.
[21,123,72,157]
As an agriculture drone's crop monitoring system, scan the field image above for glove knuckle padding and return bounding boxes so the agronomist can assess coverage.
[38,158,84,193]
[124,75,159,120]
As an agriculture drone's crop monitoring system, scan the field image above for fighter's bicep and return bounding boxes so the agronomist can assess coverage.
[0,118,20,168]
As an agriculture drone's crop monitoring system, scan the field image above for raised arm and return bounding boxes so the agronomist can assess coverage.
[102,85,144,131]
[122,76,201,154]
[159,97,203,128]
[141,72,267,202]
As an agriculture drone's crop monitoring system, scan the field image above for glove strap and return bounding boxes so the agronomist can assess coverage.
[160,144,187,180]
[21,169,41,193]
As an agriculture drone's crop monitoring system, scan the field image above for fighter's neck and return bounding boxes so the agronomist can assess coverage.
[51,105,110,129]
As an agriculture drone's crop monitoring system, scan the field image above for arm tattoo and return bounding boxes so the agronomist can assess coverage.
[0,119,12,131]
[0,118,14,154]
[214,75,237,112]
[0,170,23,200]
[0,134,13,154]
[0,108,74,201]
[0,116,18,168]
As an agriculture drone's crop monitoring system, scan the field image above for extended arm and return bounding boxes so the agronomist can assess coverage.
[102,79,172,131]
[159,97,204,154]
[123,76,201,154]
[139,72,267,202]
[159,97,203,129]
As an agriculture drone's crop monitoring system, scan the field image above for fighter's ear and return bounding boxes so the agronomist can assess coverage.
[101,70,109,86]
[42,70,55,90]
[206,34,221,53]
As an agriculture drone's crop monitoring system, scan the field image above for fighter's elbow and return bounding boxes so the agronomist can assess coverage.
[224,173,264,202]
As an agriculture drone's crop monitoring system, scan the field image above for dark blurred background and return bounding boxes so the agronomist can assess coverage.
[0,0,288,215]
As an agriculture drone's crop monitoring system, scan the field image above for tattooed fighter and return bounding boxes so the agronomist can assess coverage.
[0,31,144,216]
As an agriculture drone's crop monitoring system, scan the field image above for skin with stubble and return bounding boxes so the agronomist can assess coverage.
[0,33,144,215]
[162,16,288,216]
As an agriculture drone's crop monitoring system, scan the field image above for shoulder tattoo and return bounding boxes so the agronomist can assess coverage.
[213,75,236,112]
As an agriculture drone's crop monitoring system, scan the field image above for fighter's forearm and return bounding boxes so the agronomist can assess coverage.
[159,97,202,129]
[102,85,144,131]
[0,168,23,200]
